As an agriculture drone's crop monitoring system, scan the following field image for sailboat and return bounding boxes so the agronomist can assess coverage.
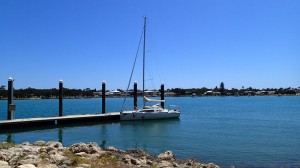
[120,17,180,121]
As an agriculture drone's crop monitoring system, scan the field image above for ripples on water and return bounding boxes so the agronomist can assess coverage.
[0,96,300,167]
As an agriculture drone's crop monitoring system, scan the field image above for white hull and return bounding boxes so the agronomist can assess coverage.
[120,109,180,121]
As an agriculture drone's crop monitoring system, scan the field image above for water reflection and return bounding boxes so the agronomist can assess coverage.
[6,133,13,143]
[100,140,106,149]
[0,120,118,144]
[58,127,63,143]
[119,118,180,151]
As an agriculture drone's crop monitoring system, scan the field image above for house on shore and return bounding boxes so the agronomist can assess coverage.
[204,91,221,96]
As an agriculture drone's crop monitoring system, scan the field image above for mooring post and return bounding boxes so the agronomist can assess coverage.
[7,77,14,120]
[161,82,165,108]
[134,81,138,109]
[59,80,63,117]
[102,81,106,114]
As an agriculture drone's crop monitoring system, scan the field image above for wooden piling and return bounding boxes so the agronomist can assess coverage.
[59,80,63,117]
[7,77,14,120]
[134,81,137,109]
[102,81,106,114]
[161,82,165,108]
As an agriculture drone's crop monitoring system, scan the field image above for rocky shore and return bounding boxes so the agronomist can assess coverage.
[0,141,219,168]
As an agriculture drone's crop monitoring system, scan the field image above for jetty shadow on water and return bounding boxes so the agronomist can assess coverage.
[0,120,119,143]
[120,118,180,127]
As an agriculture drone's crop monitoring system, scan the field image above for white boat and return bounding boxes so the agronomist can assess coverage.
[120,17,180,121]
[121,96,180,120]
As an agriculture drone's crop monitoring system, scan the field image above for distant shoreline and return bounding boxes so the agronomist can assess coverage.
[0,94,299,101]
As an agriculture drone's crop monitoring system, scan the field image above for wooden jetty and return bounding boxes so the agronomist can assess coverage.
[0,112,120,128]
[1,79,121,129]
[0,78,161,130]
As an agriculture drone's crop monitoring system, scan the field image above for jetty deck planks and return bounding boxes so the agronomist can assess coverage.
[0,112,120,128]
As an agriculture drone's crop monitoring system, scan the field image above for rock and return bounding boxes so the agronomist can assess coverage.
[25,154,39,160]
[131,157,142,165]
[173,162,179,167]
[122,154,133,164]
[22,145,41,155]
[69,142,101,154]
[0,150,13,161]
[62,159,72,166]
[33,141,46,146]
[107,146,118,151]
[22,141,30,146]
[46,141,63,149]
[0,141,219,168]
[39,147,47,153]
[146,159,153,165]
[205,163,220,168]
[46,146,55,153]
[49,153,66,163]
[0,160,9,165]
[17,164,37,168]
[186,158,198,166]
[9,154,22,166]
[69,143,88,153]
[157,160,173,168]
[19,154,42,165]
[58,165,69,168]
[126,149,148,157]
[37,164,58,168]
[74,152,88,157]
[97,150,109,157]
[19,159,41,166]
[46,142,63,152]
[139,156,147,166]
[157,150,175,161]
[9,147,23,156]
[89,145,101,154]
[77,163,91,168]
[0,160,10,168]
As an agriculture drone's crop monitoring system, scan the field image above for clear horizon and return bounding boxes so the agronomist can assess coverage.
[1,0,299,90]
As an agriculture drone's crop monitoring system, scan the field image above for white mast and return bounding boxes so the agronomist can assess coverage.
[143,17,146,107]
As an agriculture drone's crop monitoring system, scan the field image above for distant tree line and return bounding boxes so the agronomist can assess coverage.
[0,87,96,99]
[169,86,299,96]
[169,82,300,96]
[0,83,299,99]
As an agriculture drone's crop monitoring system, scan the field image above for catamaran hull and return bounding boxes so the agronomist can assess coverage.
[120,111,180,121]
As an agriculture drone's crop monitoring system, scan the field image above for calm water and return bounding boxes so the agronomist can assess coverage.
[0,96,300,167]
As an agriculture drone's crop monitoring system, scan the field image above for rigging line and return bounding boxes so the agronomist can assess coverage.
[121,28,144,110]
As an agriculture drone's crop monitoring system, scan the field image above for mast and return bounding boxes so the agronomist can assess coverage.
[143,17,146,95]
[143,17,146,107]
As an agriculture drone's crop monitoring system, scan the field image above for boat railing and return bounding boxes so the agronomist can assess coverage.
[121,106,139,112]
[168,105,180,112]
[121,106,131,112]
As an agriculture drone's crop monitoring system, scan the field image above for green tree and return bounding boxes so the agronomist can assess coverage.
[171,88,186,96]
[220,82,225,95]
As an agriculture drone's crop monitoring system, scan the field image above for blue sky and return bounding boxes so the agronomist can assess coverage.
[1,0,299,90]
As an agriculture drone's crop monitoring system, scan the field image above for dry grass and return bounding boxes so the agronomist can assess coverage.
[0,142,15,149]
[63,150,89,166]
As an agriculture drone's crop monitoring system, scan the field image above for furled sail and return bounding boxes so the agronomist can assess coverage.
[143,96,165,103]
